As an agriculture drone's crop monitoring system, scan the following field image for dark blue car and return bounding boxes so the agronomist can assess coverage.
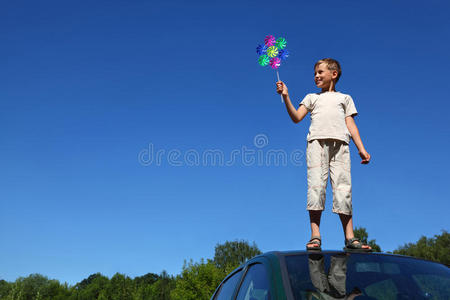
[211,251,450,300]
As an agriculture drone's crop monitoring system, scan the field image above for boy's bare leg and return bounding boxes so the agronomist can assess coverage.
[338,214,371,249]
[308,210,322,248]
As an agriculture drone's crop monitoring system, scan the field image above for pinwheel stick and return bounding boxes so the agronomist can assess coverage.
[276,69,284,103]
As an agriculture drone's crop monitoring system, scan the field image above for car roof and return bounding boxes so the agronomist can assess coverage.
[245,250,447,267]
[224,250,448,286]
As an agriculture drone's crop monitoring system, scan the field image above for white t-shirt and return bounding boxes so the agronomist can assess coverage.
[300,92,358,144]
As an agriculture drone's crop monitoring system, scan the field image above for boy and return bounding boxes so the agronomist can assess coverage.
[276,58,372,251]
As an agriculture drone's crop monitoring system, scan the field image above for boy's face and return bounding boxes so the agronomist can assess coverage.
[314,63,338,90]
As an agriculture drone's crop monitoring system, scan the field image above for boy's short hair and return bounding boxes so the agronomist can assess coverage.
[315,58,342,82]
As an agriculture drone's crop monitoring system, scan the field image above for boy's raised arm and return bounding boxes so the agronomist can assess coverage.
[276,81,308,124]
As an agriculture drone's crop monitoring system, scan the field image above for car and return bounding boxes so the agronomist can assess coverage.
[210,250,450,300]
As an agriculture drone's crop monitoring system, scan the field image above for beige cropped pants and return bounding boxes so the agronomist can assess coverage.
[306,139,352,215]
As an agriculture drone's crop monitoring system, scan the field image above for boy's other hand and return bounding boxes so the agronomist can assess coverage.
[276,81,288,96]
[359,151,371,164]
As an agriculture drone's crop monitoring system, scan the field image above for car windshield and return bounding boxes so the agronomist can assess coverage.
[284,253,450,300]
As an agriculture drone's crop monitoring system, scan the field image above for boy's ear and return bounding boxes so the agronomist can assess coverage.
[332,70,338,79]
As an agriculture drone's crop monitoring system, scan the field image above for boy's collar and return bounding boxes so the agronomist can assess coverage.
[318,90,339,94]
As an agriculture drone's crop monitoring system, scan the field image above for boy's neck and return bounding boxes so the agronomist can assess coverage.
[321,81,336,93]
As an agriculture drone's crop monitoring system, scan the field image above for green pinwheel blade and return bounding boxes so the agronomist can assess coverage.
[258,54,270,66]
[276,37,287,49]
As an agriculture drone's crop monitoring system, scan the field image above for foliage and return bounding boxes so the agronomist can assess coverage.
[0,271,176,300]
[133,273,159,287]
[6,233,447,299]
[0,240,261,300]
[0,280,11,299]
[0,274,70,300]
[354,227,382,252]
[213,239,262,271]
[171,259,224,300]
[146,271,175,300]
[71,273,109,300]
[393,230,449,265]
[106,273,134,300]
[171,240,260,300]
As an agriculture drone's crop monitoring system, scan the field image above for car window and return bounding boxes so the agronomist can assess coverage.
[364,279,398,299]
[285,253,450,300]
[214,269,243,300]
[236,263,271,300]
[412,274,450,299]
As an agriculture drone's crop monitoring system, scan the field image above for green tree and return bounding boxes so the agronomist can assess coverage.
[213,240,261,271]
[1,274,70,300]
[393,230,449,265]
[171,259,223,300]
[71,273,109,300]
[106,273,134,300]
[132,272,160,300]
[76,273,105,290]
[133,272,159,287]
[172,240,262,300]
[36,279,70,300]
[0,280,12,299]
[354,227,382,252]
[5,281,22,300]
[132,285,152,300]
[15,274,48,300]
[147,271,175,300]
[98,291,109,300]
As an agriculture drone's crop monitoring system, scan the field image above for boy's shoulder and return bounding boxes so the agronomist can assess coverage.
[304,91,353,100]
[307,91,352,96]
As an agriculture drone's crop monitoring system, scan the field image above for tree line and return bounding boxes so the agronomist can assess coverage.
[0,230,448,300]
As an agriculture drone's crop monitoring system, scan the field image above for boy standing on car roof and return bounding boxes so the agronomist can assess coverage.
[276,58,372,252]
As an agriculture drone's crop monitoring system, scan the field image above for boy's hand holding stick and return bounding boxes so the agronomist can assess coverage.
[276,80,288,97]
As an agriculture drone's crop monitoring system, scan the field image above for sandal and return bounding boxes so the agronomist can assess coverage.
[343,237,372,253]
[306,236,322,251]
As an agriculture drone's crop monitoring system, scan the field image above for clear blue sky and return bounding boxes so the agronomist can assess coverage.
[1,0,449,285]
